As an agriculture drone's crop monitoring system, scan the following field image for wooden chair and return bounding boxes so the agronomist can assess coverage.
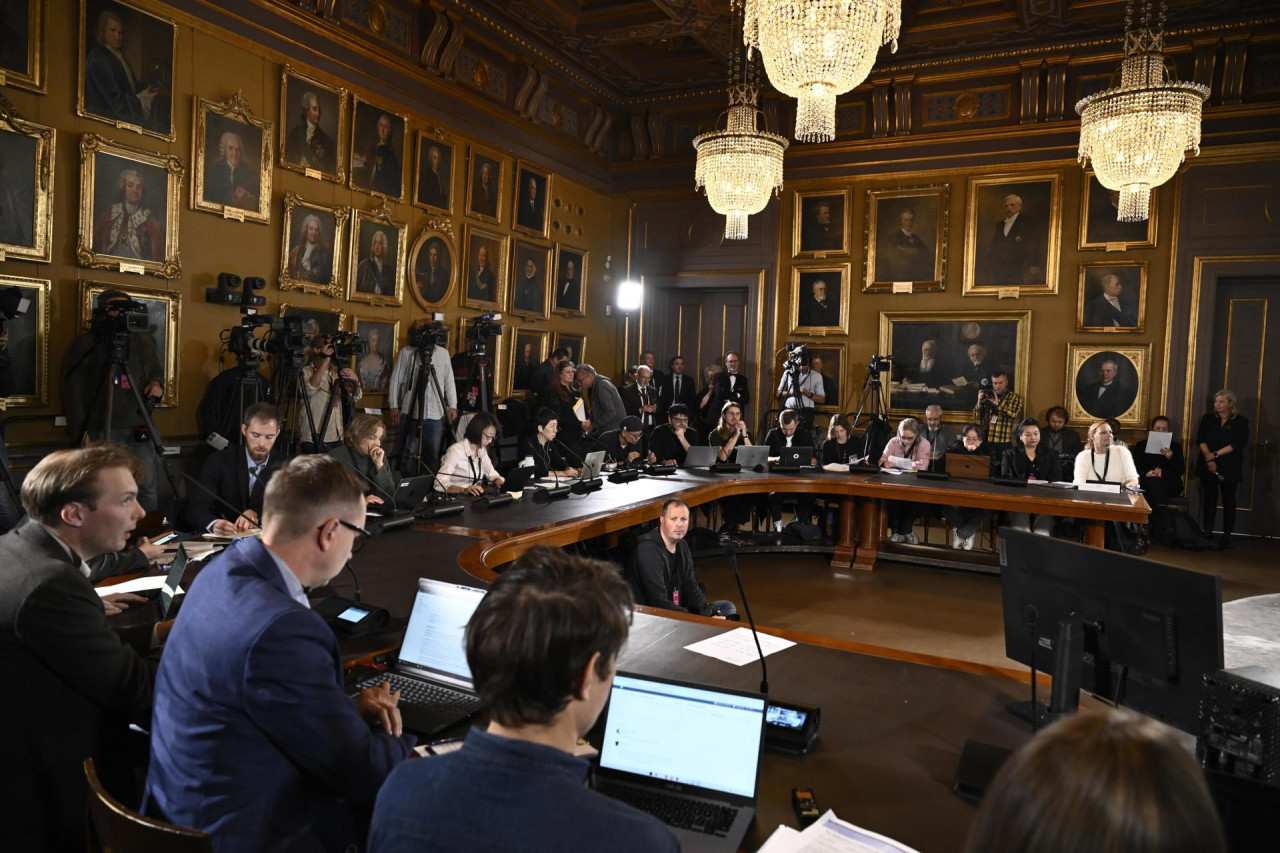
[84,758,211,853]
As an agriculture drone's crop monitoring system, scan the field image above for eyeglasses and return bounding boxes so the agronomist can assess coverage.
[337,518,370,553]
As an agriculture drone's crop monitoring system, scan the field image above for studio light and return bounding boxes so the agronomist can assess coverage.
[616,280,644,313]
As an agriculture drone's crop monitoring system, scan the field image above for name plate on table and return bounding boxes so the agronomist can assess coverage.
[1078,482,1121,494]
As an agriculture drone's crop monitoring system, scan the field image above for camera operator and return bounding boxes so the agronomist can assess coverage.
[62,290,164,510]
[971,370,1023,451]
[302,333,363,452]
[776,347,824,437]
[388,318,456,474]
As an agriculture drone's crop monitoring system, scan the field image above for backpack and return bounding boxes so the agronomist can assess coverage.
[1164,510,1218,551]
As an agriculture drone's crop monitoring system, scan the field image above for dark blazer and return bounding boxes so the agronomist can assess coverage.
[1000,447,1062,482]
[658,372,699,417]
[186,445,283,532]
[529,359,557,396]
[519,436,569,477]
[83,44,151,126]
[597,428,648,465]
[0,520,155,850]
[1081,381,1133,419]
[620,382,659,427]
[1044,426,1084,459]
[143,537,414,852]
[1083,294,1138,328]
[710,371,751,416]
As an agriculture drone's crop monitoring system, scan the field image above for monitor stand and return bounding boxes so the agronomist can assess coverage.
[1008,613,1086,729]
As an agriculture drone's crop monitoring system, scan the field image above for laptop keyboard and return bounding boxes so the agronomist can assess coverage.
[596,781,738,836]
[357,673,480,713]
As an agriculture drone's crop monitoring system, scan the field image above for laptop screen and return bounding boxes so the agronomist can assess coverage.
[398,578,487,683]
[599,673,766,799]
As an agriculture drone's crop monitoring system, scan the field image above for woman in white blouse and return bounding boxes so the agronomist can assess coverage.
[436,411,506,495]
[1073,420,1139,489]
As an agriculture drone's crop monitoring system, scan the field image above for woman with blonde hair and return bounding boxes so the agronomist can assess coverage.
[327,412,396,505]
[1073,420,1139,490]
[1195,388,1249,549]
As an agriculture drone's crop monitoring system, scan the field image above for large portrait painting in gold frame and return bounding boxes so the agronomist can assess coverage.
[1,0,46,93]
[1066,343,1151,427]
[0,105,54,263]
[347,202,407,307]
[78,0,176,140]
[192,90,273,223]
[80,280,181,406]
[863,184,949,292]
[279,191,346,298]
[790,263,850,336]
[279,65,346,183]
[962,172,1061,296]
[407,219,456,311]
[0,273,50,406]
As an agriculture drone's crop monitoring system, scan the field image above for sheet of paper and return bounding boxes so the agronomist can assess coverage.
[951,375,968,387]
[572,397,587,422]
[758,810,920,853]
[96,575,166,596]
[1144,431,1173,454]
[683,627,796,667]
[758,825,804,853]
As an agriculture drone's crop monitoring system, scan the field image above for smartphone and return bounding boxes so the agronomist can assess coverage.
[792,788,820,828]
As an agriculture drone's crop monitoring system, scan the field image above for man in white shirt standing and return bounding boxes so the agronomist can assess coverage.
[389,319,457,475]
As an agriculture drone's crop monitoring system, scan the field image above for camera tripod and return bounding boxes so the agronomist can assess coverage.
[273,355,327,456]
[848,364,891,463]
[461,346,494,415]
[402,344,454,476]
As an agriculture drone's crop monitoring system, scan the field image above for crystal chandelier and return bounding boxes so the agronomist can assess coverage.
[743,0,900,143]
[693,2,788,240]
[1075,0,1209,222]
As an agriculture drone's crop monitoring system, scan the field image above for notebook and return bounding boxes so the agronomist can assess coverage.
[350,578,486,736]
[946,452,991,480]
[594,672,766,853]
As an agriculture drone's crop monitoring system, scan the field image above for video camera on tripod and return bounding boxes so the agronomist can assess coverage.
[867,353,892,375]
[92,298,150,338]
[784,342,809,369]
[224,314,308,369]
[408,320,449,350]
[465,313,503,357]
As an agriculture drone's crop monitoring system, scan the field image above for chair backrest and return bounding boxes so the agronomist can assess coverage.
[84,758,211,853]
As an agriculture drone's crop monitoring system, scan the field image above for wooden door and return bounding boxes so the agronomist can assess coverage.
[1202,276,1277,536]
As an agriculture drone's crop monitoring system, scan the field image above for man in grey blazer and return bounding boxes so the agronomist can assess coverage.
[576,364,625,436]
[0,443,165,850]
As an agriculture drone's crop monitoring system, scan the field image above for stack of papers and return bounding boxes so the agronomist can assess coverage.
[683,627,796,666]
[759,810,919,853]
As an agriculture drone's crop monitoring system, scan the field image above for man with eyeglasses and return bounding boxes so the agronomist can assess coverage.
[648,403,702,466]
[143,455,414,851]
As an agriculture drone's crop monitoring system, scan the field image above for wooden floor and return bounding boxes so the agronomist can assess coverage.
[696,537,1279,672]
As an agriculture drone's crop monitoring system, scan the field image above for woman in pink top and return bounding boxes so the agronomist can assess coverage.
[879,417,933,543]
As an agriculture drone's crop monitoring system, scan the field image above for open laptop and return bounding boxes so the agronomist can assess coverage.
[350,578,486,736]
[593,672,766,853]
[500,465,538,492]
[580,450,607,479]
[734,445,769,469]
[159,545,190,619]
[391,475,435,510]
[682,445,719,469]
[946,452,991,480]
[773,446,813,472]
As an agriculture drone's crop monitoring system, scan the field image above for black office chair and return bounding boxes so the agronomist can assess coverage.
[84,758,211,853]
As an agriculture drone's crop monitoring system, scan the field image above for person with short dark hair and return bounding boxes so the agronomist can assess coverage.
[436,411,505,495]
[187,402,283,535]
[629,499,736,619]
[963,707,1226,853]
[529,347,567,396]
[973,369,1023,448]
[328,412,396,506]
[598,416,653,466]
[0,444,161,850]
[1001,417,1061,535]
[763,409,816,532]
[519,408,579,478]
[369,547,678,853]
[144,456,414,851]
[941,424,994,550]
[1043,405,1084,463]
[1136,414,1184,509]
[649,403,701,465]
[658,355,698,417]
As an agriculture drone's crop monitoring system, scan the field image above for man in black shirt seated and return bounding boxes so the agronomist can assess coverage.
[648,404,701,466]
[187,403,284,534]
[628,499,737,619]
[1043,405,1083,467]
[597,416,653,467]
[761,409,815,533]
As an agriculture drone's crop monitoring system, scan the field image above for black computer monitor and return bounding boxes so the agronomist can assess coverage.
[999,529,1223,734]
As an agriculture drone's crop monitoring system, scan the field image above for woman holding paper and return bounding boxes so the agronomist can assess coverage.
[879,417,932,544]
[1073,421,1139,489]
[1136,415,1184,509]
[1196,389,1249,549]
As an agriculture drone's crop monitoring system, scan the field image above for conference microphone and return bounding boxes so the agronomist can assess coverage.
[310,560,390,638]
[721,534,768,695]
[581,433,643,484]
[168,464,259,532]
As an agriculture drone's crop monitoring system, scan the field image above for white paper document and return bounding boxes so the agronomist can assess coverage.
[759,810,920,853]
[1144,430,1173,454]
[96,575,167,596]
[683,627,796,667]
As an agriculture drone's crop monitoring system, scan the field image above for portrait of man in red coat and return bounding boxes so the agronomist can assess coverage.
[91,162,164,261]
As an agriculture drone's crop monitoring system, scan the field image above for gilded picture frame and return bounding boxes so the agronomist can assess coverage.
[862,183,949,292]
[1066,343,1151,428]
[962,171,1062,296]
[347,201,407,307]
[191,90,273,224]
[551,243,587,317]
[351,315,399,394]
[280,303,346,337]
[0,273,50,406]
[278,190,347,298]
[790,263,851,336]
[511,159,550,238]
[457,315,504,395]
[792,188,849,259]
[80,280,181,406]
[348,94,407,203]
[0,105,55,263]
[878,309,1033,423]
[552,330,585,366]
[77,132,183,279]
[278,65,347,183]
[508,327,549,396]
[1,0,46,94]
[407,218,457,311]
[509,239,551,320]
[1076,261,1148,333]
[461,222,507,311]
[464,143,505,225]
[77,0,176,141]
[1079,170,1157,250]
[412,131,454,215]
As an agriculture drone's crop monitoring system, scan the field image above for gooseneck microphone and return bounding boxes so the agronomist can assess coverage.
[554,439,604,494]
[721,534,768,695]
[344,560,363,603]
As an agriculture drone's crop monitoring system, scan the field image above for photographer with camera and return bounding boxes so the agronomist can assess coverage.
[776,345,825,437]
[302,332,363,452]
[971,370,1023,450]
[389,318,456,475]
[62,290,165,510]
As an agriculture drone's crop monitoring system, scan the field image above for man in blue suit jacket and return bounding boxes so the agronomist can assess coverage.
[144,456,414,851]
